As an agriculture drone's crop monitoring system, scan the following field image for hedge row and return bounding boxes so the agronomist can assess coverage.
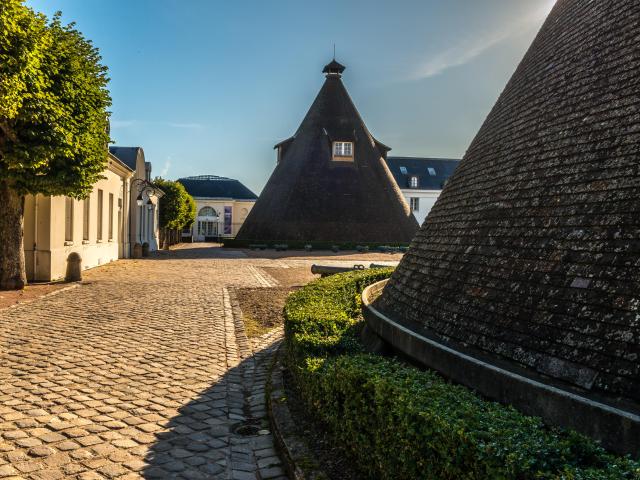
[222,238,410,250]
[283,269,640,479]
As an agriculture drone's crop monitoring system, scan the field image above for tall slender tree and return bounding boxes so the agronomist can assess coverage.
[0,1,111,289]
[154,178,196,228]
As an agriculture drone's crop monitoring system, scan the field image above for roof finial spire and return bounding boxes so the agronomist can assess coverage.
[333,43,335,60]
[322,56,346,77]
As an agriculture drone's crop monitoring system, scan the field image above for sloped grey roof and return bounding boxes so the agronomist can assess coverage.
[108,152,134,172]
[385,156,460,190]
[177,175,257,200]
[108,146,142,171]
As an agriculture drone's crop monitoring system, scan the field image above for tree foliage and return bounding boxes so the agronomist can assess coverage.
[0,0,111,197]
[154,178,196,230]
[184,191,196,228]
[0,0,112,289]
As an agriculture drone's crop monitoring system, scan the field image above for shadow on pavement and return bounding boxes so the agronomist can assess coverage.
[142,340,286,480]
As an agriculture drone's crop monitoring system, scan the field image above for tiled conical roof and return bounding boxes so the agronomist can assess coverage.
[236,60,418,244]
[377,0,640,414]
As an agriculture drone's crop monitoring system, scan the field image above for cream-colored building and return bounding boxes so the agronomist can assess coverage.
[177,175,257,241]
[24,153,133,282]
[109,146,163,253]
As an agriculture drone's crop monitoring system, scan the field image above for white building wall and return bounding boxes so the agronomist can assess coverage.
[23,166,131,282]
[401,189,442,226]
[185,198,255,241]
[128,160,161,253]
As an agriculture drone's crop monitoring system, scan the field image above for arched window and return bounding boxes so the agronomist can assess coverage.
[198,206,217,217]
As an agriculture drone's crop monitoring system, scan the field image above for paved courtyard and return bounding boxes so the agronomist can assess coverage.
[0,244,401,480]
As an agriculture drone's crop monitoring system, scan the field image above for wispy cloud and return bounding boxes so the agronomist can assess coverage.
[412,30,509,80]
[409,2,554,81]
[160,157,171,177]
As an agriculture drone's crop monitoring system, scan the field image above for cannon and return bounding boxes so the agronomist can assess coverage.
[369,263,393,269]
[311,264,365,277]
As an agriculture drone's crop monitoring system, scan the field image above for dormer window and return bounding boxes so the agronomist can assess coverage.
[409,176,419,188]
[428,167,436,176]
[333,141,353,161]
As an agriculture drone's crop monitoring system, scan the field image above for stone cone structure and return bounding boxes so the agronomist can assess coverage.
[235,60,418,244]
[374,0,640,451]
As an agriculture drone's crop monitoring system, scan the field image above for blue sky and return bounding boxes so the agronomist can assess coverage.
[27,0,555,194]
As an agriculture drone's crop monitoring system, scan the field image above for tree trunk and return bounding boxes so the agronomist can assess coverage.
[0,180,27,290]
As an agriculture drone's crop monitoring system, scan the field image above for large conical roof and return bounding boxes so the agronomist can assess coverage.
[236,61,418,244]
[377,0,640,407]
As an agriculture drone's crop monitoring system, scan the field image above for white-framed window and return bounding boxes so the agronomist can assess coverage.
[83,197,90,241]
[198,206,217,218]
[97,189,103,240]
[65,197,74,242]
[332,141,353,160]
[410,197,420,212]
[198,220,218,236]
[409,176,419,188]
[108,193,114,241]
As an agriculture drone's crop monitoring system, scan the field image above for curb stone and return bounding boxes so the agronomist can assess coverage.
[3,282,81,311]
[266,347,328,480]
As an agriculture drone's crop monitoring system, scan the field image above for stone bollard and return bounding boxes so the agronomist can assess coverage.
[133,242,143,259]
[142,242,150,257]
[65,252,82,282]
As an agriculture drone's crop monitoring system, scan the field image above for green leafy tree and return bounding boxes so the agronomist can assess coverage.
[0,1,111,289]
[184,192,196,229]
[154,178,196,230]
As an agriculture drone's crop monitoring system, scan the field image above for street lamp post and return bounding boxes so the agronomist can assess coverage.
[130,178,158,251]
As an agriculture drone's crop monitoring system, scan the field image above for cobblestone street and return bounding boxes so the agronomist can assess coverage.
[0,244,401,479]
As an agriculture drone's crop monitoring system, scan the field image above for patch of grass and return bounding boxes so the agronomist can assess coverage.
[242,313,272,338]
[237,287,293,338]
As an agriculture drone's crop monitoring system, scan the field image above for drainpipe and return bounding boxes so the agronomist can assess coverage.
[33,194,38,280]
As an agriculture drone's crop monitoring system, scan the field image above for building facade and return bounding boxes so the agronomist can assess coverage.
[177,175,257,241]
[23,153,133,282]
[385,156,460,225]
[109,147,163,253]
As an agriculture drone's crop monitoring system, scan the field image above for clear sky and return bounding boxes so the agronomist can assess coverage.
[27,0,555,194]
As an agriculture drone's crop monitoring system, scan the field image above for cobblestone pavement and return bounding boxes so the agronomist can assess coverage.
[0,244,402,479]
[0,244,297,480]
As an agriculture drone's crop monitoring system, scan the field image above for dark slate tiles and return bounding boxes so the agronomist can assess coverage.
[377,0,640,405]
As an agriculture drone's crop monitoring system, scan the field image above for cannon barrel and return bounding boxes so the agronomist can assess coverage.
[311,264,365,277]
[369,263,392,269]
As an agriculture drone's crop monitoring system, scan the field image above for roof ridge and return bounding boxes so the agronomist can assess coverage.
[180,175,233,181]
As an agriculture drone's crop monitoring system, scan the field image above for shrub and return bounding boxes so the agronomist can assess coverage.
[284,270,640,480]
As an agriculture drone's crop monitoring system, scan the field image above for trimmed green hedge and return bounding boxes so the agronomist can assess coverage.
[222,238,409,250]
[283,269,640,480]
